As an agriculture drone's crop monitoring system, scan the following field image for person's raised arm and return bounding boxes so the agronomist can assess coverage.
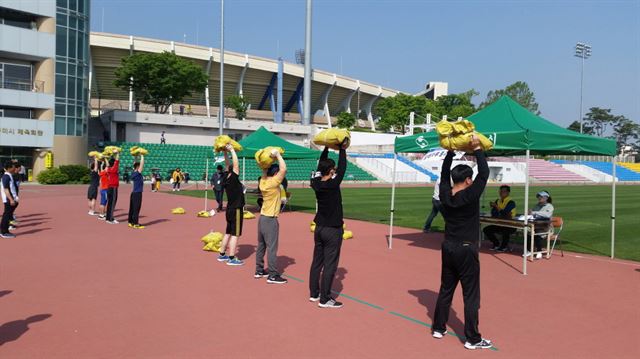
[138,155,145,173]
[273,150,287,183]
[334,147,347,184]
[226,144,239,175]
[439,151,455,195]
[317,146,329,171]
[223,151,231,168]
[466,135,489,199]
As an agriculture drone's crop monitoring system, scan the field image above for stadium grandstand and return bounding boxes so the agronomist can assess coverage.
[87,32,639,185]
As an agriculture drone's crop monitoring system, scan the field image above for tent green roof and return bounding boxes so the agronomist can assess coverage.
[394,96,617,156]
[236,126,319,159]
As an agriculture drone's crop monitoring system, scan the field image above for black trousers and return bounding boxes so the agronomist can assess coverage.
[433,240,482,344]
[1,202,18,234]
[106,187,119,221]
[483,225,516,248]
[214,190,224,209]
[128,192,142,225]
[309,225,343,302]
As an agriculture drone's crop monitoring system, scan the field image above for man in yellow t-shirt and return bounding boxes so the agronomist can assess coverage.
[255,150,287,284]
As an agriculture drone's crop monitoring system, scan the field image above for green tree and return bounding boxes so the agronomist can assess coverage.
[373,93,430,132]
[612,117,639,152]
[583,107,621,137]
[336,111,356,129]
[114,51,208,114]
[432,89,478,119]
[480,81,540,114]
[567,120,595,135]
[226,95,249,120]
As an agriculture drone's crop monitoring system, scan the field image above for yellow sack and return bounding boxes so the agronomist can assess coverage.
[435,119,493,152]
[310,221,316,232]
[171,207,186,214]
[103,146,123,156]
[313,128,351,150]
[88,151,101,158]
[343,230,353,240]
[214,135,243,152]
[243,210,255,219]
[201,232,223,252]
[254,147,285,170]
[130,146,149,156]
[197,210,211,218]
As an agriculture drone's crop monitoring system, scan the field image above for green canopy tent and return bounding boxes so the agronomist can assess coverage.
[210,126,320,181]
[390,96,618,274]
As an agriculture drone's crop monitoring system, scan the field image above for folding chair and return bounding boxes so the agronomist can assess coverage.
[548,217,564,257]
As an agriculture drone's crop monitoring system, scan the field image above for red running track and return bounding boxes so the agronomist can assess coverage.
[0,184,638,358]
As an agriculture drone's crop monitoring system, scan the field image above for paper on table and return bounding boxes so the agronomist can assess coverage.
[516,215,534,221]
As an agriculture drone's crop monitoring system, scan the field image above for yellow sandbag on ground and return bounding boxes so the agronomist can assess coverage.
[255,147,285,169]
[171,207,186,214]
[201,232,223,252]
[130,146,149,156]
[313,128,351,150]
[436,119,493,152]
[243,211,255,219]
[214,135,243,152]
[343,230,353,240]
[310,221,316,232]
[197,210,211,218]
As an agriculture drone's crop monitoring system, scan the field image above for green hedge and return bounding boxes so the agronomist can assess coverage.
[37,168,70,184]
[59,165,90,183]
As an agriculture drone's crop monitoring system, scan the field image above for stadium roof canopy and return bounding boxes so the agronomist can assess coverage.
[89,32,401,124]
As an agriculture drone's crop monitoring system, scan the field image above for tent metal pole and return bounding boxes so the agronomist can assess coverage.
[611,156,616,259]
[204,158,209,211]
[388,153,398,249]
[242,157,245,183]
[523,149,530,275]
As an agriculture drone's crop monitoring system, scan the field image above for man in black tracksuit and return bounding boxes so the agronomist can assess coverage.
[309,140,348,308]
[432,136,493,350]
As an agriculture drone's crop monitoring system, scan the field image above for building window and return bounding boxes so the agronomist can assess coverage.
[55,116,66,135]
[0,107,32,119]
[0,62,32,91]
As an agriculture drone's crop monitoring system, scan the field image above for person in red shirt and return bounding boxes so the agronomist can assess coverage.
[105,151,120,224]
[97,161,110,220]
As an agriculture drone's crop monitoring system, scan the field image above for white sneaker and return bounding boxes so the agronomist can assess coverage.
[209,209,216,216]
[535,252,543,259]
[464,338,492,350]
[309,296,320,302]
[88,211,95,216]
[9,226,17,231]
[432,330,447,339]
[106,220,119,224]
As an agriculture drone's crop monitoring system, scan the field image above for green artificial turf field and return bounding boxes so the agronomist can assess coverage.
[173,184,640,261]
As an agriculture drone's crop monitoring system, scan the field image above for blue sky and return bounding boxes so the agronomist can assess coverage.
[91,0,639,126]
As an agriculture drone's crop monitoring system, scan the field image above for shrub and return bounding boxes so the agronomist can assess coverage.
[59,165,90,182]
[37,168,70,184]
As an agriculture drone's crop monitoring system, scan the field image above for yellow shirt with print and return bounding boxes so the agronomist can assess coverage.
[259,176,282,217]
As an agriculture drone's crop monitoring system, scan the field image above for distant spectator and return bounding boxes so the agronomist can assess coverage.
[187,104,192,116]
[19,165,26,182]
[179,105,185,116]
[160,131,166,144]
[123,170,130,184]
[184,172,190,184]
[211,165,225,211]
[172,168,184,191]
[134,100,140,112]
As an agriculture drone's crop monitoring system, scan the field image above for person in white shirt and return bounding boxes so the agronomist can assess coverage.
[1,162,19,238]
[524,190,555,257]
[423,178,442,233]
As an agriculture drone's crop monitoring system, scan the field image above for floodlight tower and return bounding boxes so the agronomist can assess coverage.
[575,42,592,134]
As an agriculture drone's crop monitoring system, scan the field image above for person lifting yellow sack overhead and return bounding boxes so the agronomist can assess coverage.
[313,128,351,150]
[129,146,149,156]
[255,147,285,169]
[213,135,243,152]
[436,119,493,152]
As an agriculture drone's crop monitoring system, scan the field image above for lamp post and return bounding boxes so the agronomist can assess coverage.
[302,0,312,125]
[219,0,225,135]
[575,42,591,134]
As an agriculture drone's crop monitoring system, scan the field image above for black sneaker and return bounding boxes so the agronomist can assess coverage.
[254,269,269,279]
[0,233,16,239]
[464,339,492,350]
[266,275,287,284]
[318,298,343,308]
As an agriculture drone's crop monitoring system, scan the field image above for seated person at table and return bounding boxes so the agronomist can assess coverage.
[525,190,555,257]
[483,185,516,252]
